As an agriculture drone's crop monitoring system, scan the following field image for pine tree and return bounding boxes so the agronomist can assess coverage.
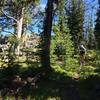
[51,0,74,68]
[87,16,95,49]
[0,0,39,55]
[66,0,84,50]
[94,0,100,49]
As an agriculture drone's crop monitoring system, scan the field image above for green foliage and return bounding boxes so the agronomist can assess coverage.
[51,25,74,67]
[21,47,34,52]
[86,50,96,59]
[52,64,67,74]
[23,8,33,25]
[51,0,75,71]
[67,0,84,49]
[85,50,97,66]
[78,66,97,79]
[93,51,100,68]
[86,17,96,49]
[2,0,40,6]
[8,35,20,46]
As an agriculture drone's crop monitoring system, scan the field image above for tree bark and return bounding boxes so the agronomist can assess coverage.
[41,0,54,71]
[16,8,24,55]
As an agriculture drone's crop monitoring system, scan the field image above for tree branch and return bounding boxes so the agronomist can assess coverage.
[1,8,18,22]
[2,30,17,37]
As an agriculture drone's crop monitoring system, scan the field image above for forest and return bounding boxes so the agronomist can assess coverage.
[0,0,100,100]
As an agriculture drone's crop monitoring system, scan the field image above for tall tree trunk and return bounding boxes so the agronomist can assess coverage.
[41,0,54,71]
[16,8,24,55]
[94,0,100,49]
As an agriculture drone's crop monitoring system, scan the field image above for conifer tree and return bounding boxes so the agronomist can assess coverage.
[87,16,95,49]
[94,0,100,49]
[66,0,84,50]
[0,0,39,55]
[51,0,74,68]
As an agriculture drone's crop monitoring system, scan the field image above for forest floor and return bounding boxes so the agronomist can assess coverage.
[0,66,100,100]
[0,52,100,100]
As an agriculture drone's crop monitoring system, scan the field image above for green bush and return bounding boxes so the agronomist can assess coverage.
[78,65,97,79]
[86,50,96,60]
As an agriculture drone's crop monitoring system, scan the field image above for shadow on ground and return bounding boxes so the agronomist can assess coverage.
[0,63,100,100]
